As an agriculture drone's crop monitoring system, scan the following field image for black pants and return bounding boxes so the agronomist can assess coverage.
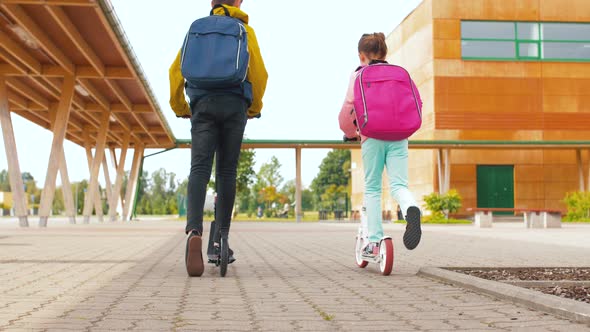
[186,94,247,237]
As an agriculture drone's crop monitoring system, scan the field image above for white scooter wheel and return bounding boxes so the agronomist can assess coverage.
[379,238,394,276]
[355,236,368,268]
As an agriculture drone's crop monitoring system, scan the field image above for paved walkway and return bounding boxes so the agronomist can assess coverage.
[0,218,589,331]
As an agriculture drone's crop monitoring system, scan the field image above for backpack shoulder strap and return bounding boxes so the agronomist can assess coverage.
[210,4,230,16]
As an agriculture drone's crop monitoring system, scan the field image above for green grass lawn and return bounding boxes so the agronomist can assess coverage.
[173,212,326,223]
[563,218,590,223]
[170,212,473,224]
[232,213,320,222]
[395,217,472,225]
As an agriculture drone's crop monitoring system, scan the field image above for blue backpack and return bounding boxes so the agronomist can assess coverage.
[181,5,249,89]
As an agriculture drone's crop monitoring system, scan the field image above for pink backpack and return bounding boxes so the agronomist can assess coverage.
[353,63,422,141]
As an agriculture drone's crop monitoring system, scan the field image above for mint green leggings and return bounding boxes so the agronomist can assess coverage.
[362,138,419,242]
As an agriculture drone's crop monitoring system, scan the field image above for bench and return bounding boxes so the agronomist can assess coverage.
[466,208,562,229]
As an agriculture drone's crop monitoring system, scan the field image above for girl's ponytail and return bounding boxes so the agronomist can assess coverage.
[358,33,388,61]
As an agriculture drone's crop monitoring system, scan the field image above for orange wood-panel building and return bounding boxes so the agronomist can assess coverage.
[351,0,590,216]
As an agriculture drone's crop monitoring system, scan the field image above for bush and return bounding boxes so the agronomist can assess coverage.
[423,189,462,220]
[563,191,590,221]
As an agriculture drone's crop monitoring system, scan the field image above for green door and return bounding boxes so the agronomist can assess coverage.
[477,165,514,215]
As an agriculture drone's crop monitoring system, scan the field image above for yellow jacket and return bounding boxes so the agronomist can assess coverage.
[169,5,268,118]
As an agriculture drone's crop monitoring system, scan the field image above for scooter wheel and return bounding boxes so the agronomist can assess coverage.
[355,236,368,268]
[220,238,229,277]
[379,238,394,276]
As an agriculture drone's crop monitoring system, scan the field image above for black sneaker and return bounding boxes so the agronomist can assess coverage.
[208,245,236,264]
[403,206,422,250]
[185,230,204,277]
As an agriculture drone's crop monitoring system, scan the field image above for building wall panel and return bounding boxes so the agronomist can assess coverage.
[540,0,590,22]
[433,0,540,21]
[433,19,461,40]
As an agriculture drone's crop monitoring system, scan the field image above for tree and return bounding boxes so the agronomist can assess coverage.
[320,184,347,211]
[258,185,287,217]
[52,187,65,215]
[301,189,315,211]
[236,149,256,197]
[151,168,168,215]
[21,172,34,183]
[23,175,40,211]
[0,170,9,192]
[281,180,296,203]
[310,149,351,205]
[136,170,149,208]
[423,189,462,220]
[121,171,129,198]
[72,180,88,214]
[135,169,180,215]
[258,156,283,189]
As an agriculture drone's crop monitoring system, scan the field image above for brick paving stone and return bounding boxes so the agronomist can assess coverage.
[548,326,590,332]
[0,220,589,331]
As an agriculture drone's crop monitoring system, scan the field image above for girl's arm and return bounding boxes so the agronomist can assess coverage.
[338,72,359,139]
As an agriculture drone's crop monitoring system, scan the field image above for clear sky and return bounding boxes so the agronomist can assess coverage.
[0,0,422,189]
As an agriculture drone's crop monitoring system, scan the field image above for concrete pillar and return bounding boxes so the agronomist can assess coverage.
[474,211,493,228]
[0,76,28,227]
[543,212,562,228]
[39,75,75,227]
[524,212,543,229]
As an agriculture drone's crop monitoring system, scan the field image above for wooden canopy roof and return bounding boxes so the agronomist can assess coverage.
[0,0,175,149]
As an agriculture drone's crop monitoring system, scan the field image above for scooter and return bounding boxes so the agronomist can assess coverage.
[207,219,229,277]
[354,207,394,276]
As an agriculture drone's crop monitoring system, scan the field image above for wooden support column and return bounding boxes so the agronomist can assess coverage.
[49,105,75,224]
[443,149,451,194]
[109,148,121,214]
[82,111,110,224]
[109,134,129,221]
[437,149,442,194]
[101,155,113,211]
[39,75,75,227]
[58,146,76,224]
[576,149,585,192]
[0,76,28,227]
[437,149,451,194]
[84,145,104,222]
[295,147,302,223]
[122,144,143,221]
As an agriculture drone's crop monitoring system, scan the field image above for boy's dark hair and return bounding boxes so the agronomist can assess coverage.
[212,0,237,5]
[358,33,388,60]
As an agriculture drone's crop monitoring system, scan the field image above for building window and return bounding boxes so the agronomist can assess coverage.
[461,21,590,62]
